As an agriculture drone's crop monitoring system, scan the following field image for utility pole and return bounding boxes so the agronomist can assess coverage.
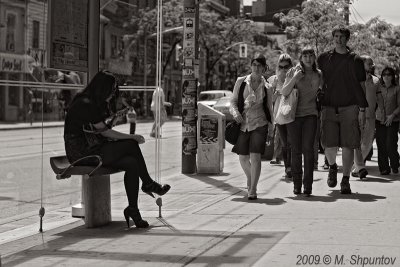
[181,0,199,174]
[344,0,350,25]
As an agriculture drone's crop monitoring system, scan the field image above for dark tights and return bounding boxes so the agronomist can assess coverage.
[100,139,153,209]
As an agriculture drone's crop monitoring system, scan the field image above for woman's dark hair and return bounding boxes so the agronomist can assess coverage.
[331,26,351,40]
[380,67,397,86]
[360,55,375,75]
[70,71,118,112]
[251,55,267,67]
[299,47,317,72]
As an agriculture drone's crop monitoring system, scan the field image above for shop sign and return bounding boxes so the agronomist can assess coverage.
[0,53,33,73]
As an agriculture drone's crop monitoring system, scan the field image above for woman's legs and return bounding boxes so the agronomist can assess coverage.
[287,120,302,191]
[276,124,291,176]
[239,153,261,196]
[386,121,399,171]
[239,155,251,189]
[375,121,389,172]
[249,153,261,196]
[302,116,317,190]
[100,140,154,207]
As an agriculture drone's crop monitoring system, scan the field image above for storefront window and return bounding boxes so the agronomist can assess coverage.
[7,73,20,106]
[6,12,16,52]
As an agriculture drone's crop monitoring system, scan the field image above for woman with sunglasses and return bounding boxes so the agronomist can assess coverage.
[375,67,400,175]
[268,53,293,179]
[281,48,322,196]
[64,71,170,228]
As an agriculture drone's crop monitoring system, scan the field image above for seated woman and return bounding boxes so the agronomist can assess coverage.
[63,70,170,228]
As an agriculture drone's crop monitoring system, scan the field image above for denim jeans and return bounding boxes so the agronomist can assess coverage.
[287,115,317,188]
[276,124,291,171]
[375,121,399,172]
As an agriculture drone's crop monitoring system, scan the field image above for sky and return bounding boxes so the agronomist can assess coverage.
[242,0,400,26]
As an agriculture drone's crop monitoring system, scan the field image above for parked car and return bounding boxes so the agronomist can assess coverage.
[198,90,233,107]
[213,96,233,121]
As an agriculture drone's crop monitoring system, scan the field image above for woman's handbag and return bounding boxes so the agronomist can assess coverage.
[275,89,298,125]
[82,123,107,149]
[225,121,241,145]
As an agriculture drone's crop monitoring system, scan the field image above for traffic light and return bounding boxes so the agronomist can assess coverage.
[239,43,247,58]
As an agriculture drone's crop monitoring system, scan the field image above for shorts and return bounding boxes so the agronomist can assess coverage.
[232,125,268,155]
[321,105,360,149]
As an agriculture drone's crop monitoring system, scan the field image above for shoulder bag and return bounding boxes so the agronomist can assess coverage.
[275,88,298,125]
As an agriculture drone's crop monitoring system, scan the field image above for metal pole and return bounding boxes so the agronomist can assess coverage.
[181,0,199,174]
[344,0,350,25]
[143,35,148,117]
[88,0,100,80]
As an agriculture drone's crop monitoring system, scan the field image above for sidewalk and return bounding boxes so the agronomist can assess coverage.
[1,135,400,266]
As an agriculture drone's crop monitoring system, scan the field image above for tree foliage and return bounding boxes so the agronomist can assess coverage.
[198,5,272,90]
[126,1,274,90]
[276,0,400,74]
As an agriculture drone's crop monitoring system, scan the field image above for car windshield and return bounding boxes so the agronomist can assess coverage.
[199,93,224,101]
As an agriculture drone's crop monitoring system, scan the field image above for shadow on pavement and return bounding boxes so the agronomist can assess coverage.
[186,173,247,195]
[287,190,386,203]
[356,174,399,183]
[231,196,286,205]
[3,220,288,267]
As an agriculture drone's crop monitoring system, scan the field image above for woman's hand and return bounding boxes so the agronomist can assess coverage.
[131,134,145,144]
[384,114,395,126]
[234,114,244,124]
[293,66,304,81]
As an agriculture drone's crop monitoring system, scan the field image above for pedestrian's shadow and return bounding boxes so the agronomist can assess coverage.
[357,173,399,183]
[287,190,386,203]
[231,196,286,205]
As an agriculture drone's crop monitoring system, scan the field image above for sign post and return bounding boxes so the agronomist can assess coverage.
[181,0,199,174]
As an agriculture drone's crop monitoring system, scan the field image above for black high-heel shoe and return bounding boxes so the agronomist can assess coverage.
[141,181,171,198]
[123,207,149,228]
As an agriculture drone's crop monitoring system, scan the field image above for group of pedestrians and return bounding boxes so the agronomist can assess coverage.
[230,26,400,200]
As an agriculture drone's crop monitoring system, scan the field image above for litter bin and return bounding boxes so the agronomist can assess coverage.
[197,103,225,174]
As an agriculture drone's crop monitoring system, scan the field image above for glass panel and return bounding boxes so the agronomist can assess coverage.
[0,0,181,238]
[0,0,83,237]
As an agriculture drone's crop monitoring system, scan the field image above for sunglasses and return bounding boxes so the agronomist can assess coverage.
[382,73,392,77]
[278,65,290,70]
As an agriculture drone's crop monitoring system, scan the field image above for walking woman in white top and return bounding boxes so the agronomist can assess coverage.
[230,55,274,200]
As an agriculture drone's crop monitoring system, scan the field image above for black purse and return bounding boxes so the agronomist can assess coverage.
[82,123,107,149]
[225,121,241,145]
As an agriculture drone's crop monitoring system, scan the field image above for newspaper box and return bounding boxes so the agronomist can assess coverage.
[197,103,225,174]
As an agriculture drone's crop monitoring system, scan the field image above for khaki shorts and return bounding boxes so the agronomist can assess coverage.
[232,125,268,155]
[321,105,360,149]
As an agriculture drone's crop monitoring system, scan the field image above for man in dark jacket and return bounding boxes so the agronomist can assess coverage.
[317,26,368,194]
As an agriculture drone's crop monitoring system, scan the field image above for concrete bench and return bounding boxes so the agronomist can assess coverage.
[50,155,120,228]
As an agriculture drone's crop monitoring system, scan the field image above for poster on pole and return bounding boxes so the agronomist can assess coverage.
[48,0,89,72]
